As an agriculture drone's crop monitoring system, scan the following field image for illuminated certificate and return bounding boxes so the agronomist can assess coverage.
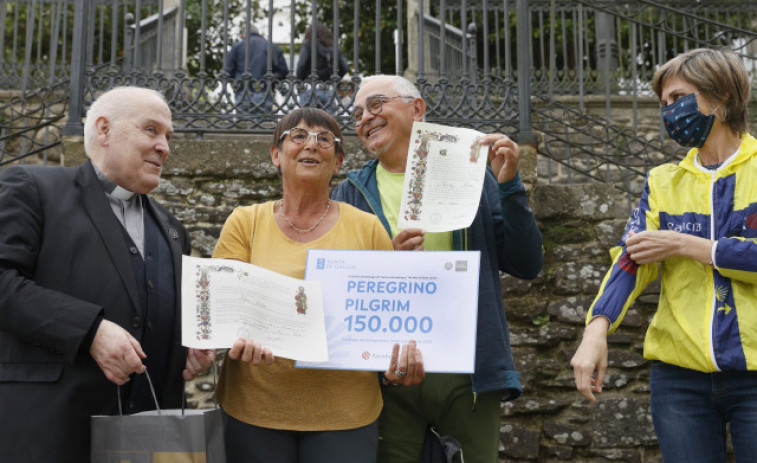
[297,249,480,373]
[181,256,328,362]
[397,121,488,232]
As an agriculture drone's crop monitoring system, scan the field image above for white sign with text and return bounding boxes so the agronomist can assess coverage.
[297,249,480,372]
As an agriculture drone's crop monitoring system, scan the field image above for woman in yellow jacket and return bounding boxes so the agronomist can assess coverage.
[571,48,757,462]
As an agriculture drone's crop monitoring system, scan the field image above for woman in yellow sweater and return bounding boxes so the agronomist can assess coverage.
[213,107,424,463]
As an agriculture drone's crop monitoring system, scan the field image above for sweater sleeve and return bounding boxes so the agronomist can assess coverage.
[213,207,255,263]
[491,170,543,279]
[712,237,757,283]
[296,46,311,80]
[586,174,659,332]
[337,50,349,78]
[273,45,289,80]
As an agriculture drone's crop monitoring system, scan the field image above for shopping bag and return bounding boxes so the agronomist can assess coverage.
[91,408,225,463]
[91,369,225,463]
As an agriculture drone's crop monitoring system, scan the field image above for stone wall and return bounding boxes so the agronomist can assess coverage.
[509,182,662,462]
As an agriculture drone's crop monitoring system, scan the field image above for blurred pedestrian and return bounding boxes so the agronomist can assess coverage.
[296,24,348,112]
[226,24,288,112]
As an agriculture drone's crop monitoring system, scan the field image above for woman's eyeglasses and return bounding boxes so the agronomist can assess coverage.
[279,128,340,149]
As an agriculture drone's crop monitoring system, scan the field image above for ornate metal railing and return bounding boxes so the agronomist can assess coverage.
[532,94,689,207]
[531,0,757,205]
[0,0,73,91]
[0,80,69,167]
[584,0,757,53]
[52,0,527,137]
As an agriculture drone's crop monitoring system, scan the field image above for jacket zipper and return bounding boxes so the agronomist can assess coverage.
[708,169,721,371]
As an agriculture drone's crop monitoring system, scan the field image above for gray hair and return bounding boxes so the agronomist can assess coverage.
[360,75,422,99]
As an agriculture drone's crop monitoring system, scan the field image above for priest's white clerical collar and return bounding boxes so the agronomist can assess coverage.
[92,163,137,200]
[110,185,136,200]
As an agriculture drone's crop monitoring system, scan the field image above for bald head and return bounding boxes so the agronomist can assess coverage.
[84,87,169,159]
[84,86,174,194]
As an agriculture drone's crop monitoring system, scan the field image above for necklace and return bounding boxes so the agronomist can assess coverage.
[278,199,331,233]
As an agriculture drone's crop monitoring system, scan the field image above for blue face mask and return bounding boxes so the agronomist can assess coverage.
[661,93,715,148]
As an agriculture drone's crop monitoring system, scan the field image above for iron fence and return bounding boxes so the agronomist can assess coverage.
[0,80,69,166]
[529,0,757,205]
[49,0,529,136]
[2,0,757,204]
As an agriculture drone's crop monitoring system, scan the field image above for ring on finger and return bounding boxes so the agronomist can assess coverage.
[395,370,407,377]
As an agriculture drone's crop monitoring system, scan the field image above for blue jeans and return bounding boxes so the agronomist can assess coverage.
[234,90,274,114]
[650,362,757,463]
[223,410,378,463]
[299,87,339,113]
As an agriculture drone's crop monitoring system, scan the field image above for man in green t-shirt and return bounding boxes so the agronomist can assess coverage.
[333,75,543,463]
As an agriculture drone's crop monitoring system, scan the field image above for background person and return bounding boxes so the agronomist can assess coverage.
[296,23,349,112]
[571,47,757,462]
[333,75,543,463]
[0,86,214,463]
[225,24,289,111]
[212,107,424,463]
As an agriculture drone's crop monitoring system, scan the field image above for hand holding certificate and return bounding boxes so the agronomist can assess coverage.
[181,256,329,362]
[398,121,489,232]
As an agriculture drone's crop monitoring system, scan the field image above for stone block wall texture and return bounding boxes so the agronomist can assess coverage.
[60,130,734,462]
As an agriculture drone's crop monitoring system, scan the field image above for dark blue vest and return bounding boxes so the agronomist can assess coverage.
[119,203,177,413]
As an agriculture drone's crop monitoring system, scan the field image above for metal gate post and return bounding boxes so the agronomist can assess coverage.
[516,0,536,146]
[62,0,91,136]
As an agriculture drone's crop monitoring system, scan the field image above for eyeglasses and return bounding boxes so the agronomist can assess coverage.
[279,128,340,149]
[352,95,415,125]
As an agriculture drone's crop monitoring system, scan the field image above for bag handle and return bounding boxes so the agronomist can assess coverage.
[116,367,161,416]
[116,360,220,417]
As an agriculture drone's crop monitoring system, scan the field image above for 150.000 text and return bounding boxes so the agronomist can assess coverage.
[343,314,433,334]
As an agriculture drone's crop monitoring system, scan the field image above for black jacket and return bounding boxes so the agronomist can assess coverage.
[296,42,348,81]
[0,160,190,463]
[226,32,289,81]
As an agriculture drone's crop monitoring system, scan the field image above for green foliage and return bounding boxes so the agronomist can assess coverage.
[185,0,250,76]
[2,2,75,65]
[532,314,550,326]
[291,0,401,76]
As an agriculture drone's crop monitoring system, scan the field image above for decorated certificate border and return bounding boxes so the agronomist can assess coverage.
[192,263,246,341]
[398,121,488,232]
[181,256,328,362]
[403,130,460,222]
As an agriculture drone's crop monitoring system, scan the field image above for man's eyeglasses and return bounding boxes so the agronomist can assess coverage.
[279,128,340,149]
[352,95,415,125]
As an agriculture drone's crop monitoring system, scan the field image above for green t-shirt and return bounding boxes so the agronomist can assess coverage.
[376,162,453,251]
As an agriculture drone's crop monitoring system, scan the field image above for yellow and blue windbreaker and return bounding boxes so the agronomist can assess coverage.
[587,134,757,373]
